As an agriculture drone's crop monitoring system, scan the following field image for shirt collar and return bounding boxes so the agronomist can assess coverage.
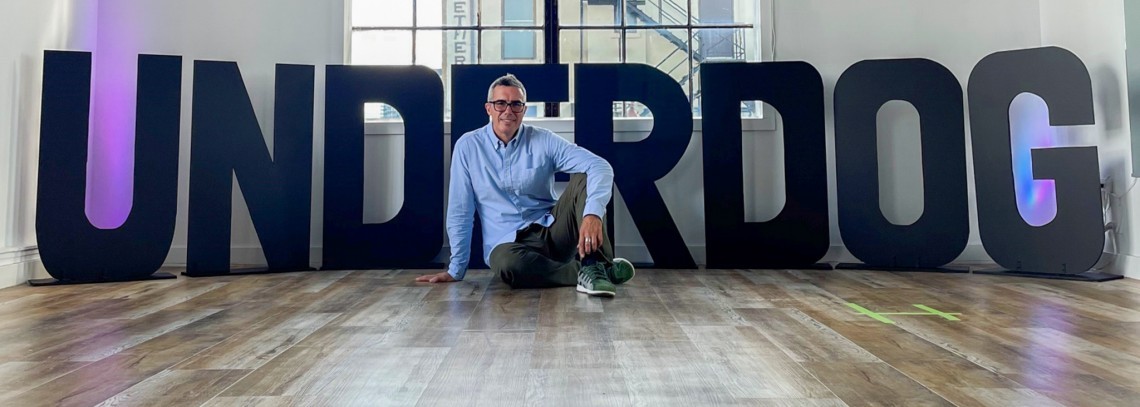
[483,123,525,150]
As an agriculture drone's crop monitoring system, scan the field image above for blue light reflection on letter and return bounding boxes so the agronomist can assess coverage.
[1009,93,1058,226]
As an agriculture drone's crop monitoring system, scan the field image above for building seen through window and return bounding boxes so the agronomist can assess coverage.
[350,0,764,121]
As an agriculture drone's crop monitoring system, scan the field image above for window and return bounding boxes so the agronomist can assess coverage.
[350,0,768,120]
[503,0,537,59]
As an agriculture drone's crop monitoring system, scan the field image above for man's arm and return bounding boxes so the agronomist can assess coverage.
[418,140,476,283]
[549,133,614,220]
[547,132,614,256]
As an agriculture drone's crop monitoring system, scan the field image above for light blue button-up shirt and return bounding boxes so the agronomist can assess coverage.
[446,123,614,280]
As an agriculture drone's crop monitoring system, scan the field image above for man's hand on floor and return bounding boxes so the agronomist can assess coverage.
[415,271,456,283]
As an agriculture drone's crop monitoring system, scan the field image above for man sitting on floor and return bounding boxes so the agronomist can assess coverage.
[415,74,634,296]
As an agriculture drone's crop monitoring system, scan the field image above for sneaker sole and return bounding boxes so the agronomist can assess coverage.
[576,284,616,297]
[611,257,636,284]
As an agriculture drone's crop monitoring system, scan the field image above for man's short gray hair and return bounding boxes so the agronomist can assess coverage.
[487,73,527,102]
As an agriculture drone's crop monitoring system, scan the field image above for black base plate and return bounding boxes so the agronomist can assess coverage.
[836,263,970,274]
[973,268,1123,282]
[28,272,178,286]
[182,267,317,278]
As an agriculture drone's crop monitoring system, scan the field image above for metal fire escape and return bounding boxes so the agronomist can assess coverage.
[587,0,748,116]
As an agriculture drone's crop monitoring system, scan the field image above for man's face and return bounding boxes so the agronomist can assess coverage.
[485,85,526,138]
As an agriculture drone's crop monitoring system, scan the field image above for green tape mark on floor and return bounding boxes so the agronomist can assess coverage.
[912,304,961,321]
[847,302,963,324]
[846,302,894,324]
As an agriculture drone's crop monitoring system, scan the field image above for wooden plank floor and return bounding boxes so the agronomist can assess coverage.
[1,268,1139,406]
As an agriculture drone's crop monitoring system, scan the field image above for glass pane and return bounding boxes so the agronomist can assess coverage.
[503,31,538,59]
[352,0,413,27]
[415,30,447,69]
[417,0,445,27]
[364,102,404,122]
[560,29,622,64]
[351,30,413,65]
[691,0,759,26]
[485,0,543,27]
[560,29,621,117]
[441,0,477,27]
[504,0,535,25]
[482,29,544,64]
[627,0,689,27]
[693,27,761,64]
[623,27,691,82]
[694,27,748,63]
[560,0,625,26]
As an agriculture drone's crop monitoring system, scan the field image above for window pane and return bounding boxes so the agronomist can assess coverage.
[417,0,445,27]
[559,0,625,26]
[559,30,621,64]
[352,0,413,27]
[364,102,404,122]
[483,30,544,63]
[504,0,535,25]
[502,31,537,59]
[485,0,543,27]
[692,0,758,26]
[624,27,691,82]
[701,27,760,61]
[442,0,477,27]
[415,30,447,69]
[352,30,413,65]
[627,0,689,27]
[695,27,746,62]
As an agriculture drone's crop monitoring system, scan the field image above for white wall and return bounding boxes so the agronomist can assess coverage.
[0,0,97,287]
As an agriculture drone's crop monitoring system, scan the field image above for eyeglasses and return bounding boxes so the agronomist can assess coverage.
[488,100,527,113]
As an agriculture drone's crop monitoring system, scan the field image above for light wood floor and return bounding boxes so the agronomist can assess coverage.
[1,268,1139,406]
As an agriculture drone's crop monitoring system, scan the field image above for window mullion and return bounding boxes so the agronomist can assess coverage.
[544,0,559,117]
[411,0,417,65]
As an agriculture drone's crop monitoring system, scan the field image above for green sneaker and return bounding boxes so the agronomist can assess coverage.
[577,263,616,297]
[607,258,636,285]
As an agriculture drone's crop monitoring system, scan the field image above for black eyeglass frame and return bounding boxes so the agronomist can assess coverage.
[488,100,528,113]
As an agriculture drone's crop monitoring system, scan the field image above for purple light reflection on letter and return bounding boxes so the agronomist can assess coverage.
[1008,93,1058,227]
[86,7,139,229]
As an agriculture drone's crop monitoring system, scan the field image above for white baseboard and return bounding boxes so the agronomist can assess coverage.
[0,246,48,289]
[1103,252,1140,279]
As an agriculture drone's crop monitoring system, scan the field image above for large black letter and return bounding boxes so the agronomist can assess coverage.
[323,65,444,269]
[186,62,314,276]
[969,47,1104,276]
[576,64,695,268]
[450,65,569,269]
[35,51,181,283]
[834,59,968,269]
[701,62,829,268]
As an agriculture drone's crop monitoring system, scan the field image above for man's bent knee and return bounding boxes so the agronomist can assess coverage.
[490,245,526,288]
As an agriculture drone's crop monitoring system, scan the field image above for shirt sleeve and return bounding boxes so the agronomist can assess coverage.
[547,131,615,219]
[446,139,477,281]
